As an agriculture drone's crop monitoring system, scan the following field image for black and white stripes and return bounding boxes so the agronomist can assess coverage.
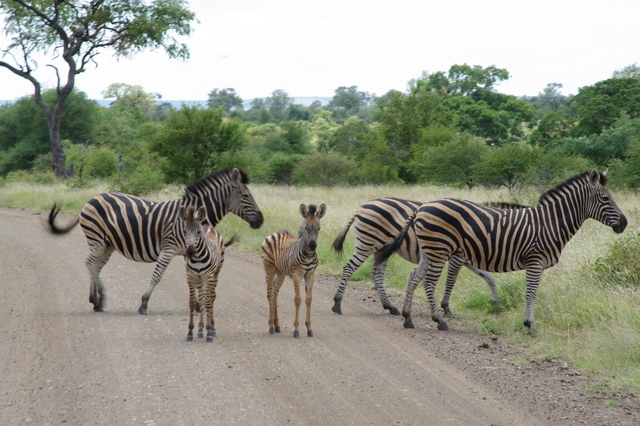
[374,170,627,335]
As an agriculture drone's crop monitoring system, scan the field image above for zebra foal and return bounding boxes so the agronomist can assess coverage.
[48,167,263,314]
[375,170,627,336]
[262,203,327,338]
[179,205,228,342]
[331,197,500,317]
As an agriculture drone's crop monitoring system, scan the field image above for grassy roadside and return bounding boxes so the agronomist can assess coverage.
[2,179,639,398]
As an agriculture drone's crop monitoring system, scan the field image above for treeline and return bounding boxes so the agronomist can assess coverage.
[2,63,640,194]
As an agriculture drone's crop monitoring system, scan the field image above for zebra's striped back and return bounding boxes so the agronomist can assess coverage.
[374,170,627,335]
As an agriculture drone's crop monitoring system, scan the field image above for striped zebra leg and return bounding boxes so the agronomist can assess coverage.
[292,273,303,338]
[203,276,218,342]
[138,250,176,315]
[422,258,449,331]
[401,257,429,329]
[332,252,368,314]
[266,271,285,334]
[372,260,401,315]
[304,271,315,337]
[186,279,198,341]
[86,245,115,312]
[440,256,464,318]
[524,263,544,337]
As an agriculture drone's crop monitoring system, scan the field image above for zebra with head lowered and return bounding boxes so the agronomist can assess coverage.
[48,167,264,314]
[332,197,507,317]
[375,170,627,336]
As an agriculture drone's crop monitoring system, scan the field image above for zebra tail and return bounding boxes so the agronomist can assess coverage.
[224,235,238,247]
[373,209,419,268]
[332,215,356,257]
[47,203,80,235]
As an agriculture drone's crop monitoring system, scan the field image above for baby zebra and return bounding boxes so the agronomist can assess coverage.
[262,203,327,338]
[179,205,227,342]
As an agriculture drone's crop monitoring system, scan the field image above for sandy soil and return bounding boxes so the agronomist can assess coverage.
[0,207,638,425]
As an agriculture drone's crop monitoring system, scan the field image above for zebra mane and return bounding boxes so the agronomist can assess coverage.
[183,167,250,197]
[307,204,318,215]
[538,171,606,205]
[484,202,530,210]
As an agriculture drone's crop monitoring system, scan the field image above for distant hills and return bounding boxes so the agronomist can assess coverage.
[1,97,332,108]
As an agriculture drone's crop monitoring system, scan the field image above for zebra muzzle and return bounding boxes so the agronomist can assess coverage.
[186,246,195,260]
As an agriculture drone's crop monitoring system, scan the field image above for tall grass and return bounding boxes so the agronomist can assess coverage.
[3,179,639,392]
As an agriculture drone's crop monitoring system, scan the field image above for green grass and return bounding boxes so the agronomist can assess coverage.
[3,179,640,394]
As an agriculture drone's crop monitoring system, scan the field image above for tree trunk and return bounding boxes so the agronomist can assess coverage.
[48,115,69,179]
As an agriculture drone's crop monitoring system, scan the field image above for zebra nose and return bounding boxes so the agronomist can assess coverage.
[309,240,317,250]
[186,246,195,260]
[613,214,628,234]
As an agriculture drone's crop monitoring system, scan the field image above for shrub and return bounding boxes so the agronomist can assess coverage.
[592,232,640,287]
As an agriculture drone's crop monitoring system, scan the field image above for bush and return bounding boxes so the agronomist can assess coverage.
[1,170,59,185]
[592,232,640,287]
[292,153,356,187]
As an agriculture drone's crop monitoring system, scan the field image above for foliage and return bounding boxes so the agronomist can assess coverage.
[0,90,98,175]
[0,0,196,177]
[149,106,245,184]
[529,110,575,146]
[102,83,161,118]
[292,153,356,187]
[265,153,304,185]
[207,88,244,113]
[593,232,640,287]
[410,131,488,188]
[472,143,540,190]
[62,140,119,182]
[329,86,370,116]
[569,78,640,136]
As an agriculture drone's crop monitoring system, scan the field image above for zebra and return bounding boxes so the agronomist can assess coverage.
[332,197,519,317]
[374,170,627,336]
[262,203,327,338]
[48,167,264,314]
[179,205,227,342]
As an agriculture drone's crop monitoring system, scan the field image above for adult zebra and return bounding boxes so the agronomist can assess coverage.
[48,167,264,314]
[374,170,627,336]
[332,197,518,317]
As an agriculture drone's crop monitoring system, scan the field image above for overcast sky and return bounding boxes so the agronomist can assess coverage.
[1,0,639,102]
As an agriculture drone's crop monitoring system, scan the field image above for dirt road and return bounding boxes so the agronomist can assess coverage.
[0,208,637,425]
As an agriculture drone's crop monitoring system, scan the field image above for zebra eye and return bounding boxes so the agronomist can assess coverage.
[602,195,610,203]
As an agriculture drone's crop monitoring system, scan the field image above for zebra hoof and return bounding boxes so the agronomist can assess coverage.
[207,336,213,342]
[275,327,281,333]
[437,321,449,331]
[293,331,300,338]
[93,306,104,313]
[331,304,343,315]
[197,332,204,339]
[307,331,314,337]
[138,307,148,315]
[387,306,401,316]
[269,328,275,334]
[187,335,193,342]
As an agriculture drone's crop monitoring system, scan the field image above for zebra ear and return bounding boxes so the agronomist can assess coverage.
[299,204,309,218]
[316,204,327,219]
[179,206,189,221]
[196,206,207,222]
[588,169,601,186]
[230,167,241,183]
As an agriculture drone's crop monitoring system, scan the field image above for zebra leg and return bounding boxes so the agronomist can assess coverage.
[292,274,302,338]
[373,260,400,315]
[441,256,463,318]
[86,244,114,312]
[205,275,219,342]
[196,282,205,339]
[422,258,448,330]
[139,250,175,315]
[524,265,543,337]
[332,252,368,314]
[402,257,429,329]
[466,265,501,313]
[265,266,277,334]
[187,279,197,342]
[304,271,315,337]
[271,273,286,334]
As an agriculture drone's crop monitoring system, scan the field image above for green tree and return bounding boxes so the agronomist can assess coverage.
[292,153,355,187]
[0,0,195,178]
[207,88,243,113]
[569,78,640,136]
[0,89,98,175]
[265,89,293,121]
[329,86,370,115]
[529,111,575,146]
[422,64,509,95]
[472,143,540,190]
[102,83,160,118]
[150,106,245,184]
[410,131,488,188]
[612,63,640,80]
[535,83,568,116]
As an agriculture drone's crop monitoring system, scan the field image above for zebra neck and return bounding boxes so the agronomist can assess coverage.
[182,192,229,227]
[537,193,588,242]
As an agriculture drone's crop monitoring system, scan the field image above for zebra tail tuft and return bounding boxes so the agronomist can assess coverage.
[48,203,80,235]
[373,209,419,267]
[224,234,238,247]
[332,215,355,258]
